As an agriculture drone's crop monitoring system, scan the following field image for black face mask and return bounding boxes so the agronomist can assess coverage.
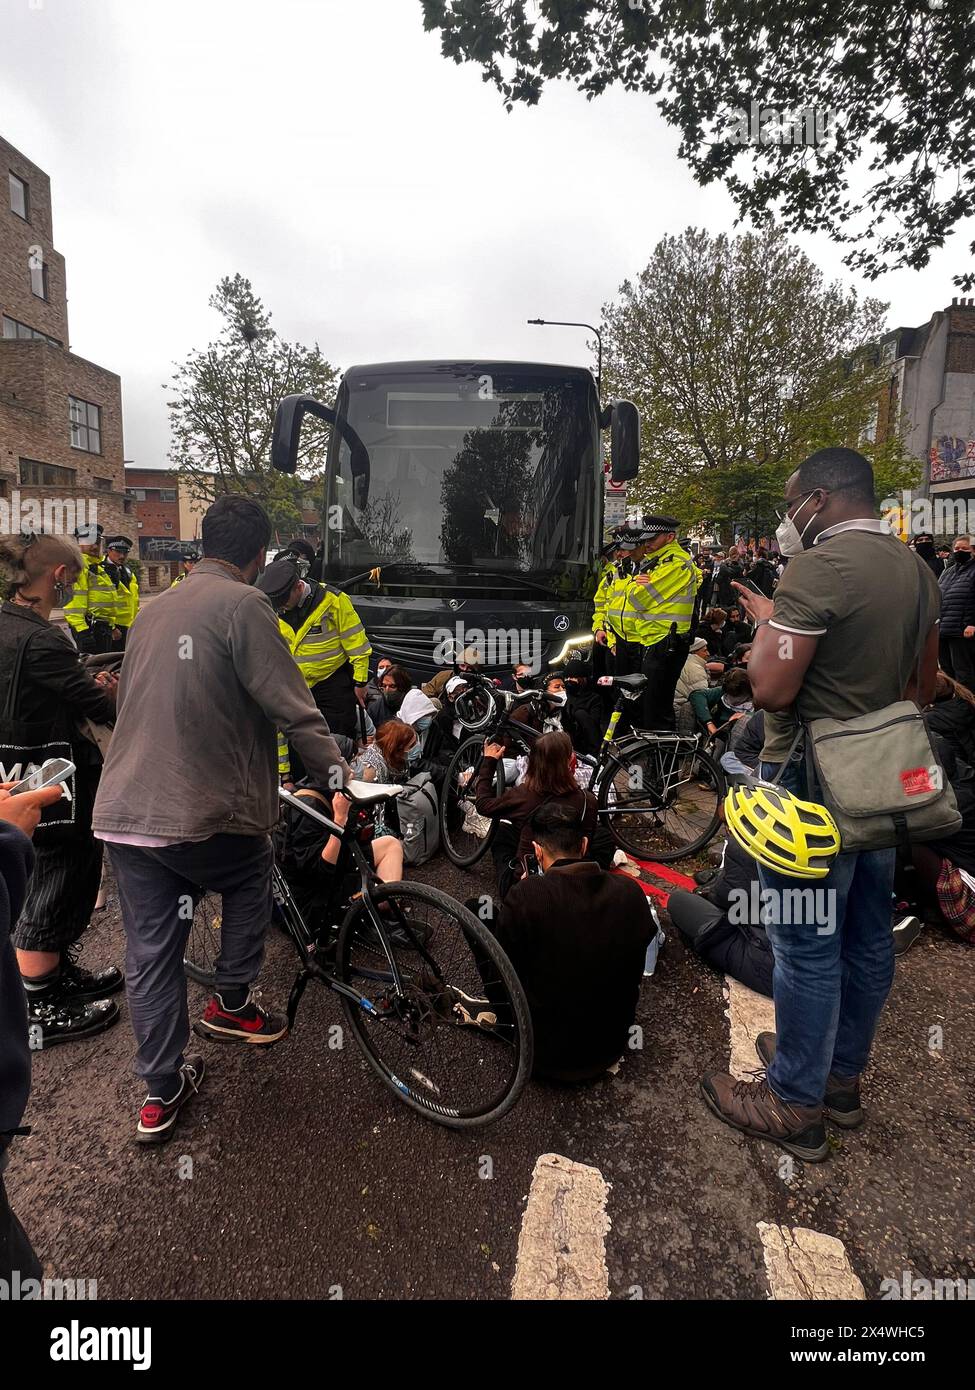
[954,552,971,566]
[385,691,405,711]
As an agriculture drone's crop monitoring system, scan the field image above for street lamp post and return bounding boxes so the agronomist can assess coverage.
[527,318,603,399]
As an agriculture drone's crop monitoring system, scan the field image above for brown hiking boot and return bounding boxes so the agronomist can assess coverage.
[700,1071,829,1161]
[755,1032,864,1129]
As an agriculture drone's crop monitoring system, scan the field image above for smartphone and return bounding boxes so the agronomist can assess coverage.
[7,757,76,796]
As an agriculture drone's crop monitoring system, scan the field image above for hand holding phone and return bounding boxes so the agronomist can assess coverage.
[5,758,76,797]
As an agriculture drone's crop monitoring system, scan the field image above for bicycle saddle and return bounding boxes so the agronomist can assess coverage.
[613,673,648,690]
[344,779,405,804]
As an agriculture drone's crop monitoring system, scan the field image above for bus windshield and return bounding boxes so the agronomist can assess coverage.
[323,366,600,595]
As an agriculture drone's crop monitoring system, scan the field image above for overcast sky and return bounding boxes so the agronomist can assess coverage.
[2,0,971,469]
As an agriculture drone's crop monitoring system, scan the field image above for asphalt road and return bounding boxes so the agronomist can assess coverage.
[8,848,974,1301]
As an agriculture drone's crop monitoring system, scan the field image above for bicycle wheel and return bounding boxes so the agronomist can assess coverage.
[183,892,221,987]
[336,881,533,1128]
[599,740,723,862]
[439,735,503,867]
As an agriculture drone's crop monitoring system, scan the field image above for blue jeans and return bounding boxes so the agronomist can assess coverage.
[758,760,896,1108]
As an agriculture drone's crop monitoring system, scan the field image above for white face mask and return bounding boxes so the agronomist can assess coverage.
[545,689,568,709]
[775,492,818,557]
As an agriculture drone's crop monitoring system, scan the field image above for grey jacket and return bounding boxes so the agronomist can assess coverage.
[92,560,351,840]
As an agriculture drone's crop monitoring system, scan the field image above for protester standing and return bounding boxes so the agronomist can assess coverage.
[93,496,351,1144]
[702,449,940,1162]
[0,534,122,1046]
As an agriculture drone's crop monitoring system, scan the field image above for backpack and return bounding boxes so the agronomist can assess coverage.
[393,771,440,865]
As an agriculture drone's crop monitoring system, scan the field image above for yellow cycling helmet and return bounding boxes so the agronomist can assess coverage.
[724,783,841,879]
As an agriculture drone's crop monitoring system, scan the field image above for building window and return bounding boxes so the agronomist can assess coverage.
[29,252,48,300]
[93,476,112,491]
[123,497,134,514]
[158,488,177,501]
[0,479,8,499]
[9,173,28,220]
[19,458,77,488]
[125,487,147,500]
[1,313,61,348]
[69,396,101,454]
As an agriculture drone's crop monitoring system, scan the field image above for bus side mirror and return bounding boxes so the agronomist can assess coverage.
[610,401,640,483]
[272,394,370,502]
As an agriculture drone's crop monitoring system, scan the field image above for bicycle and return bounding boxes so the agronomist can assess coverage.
[440,672,724,866]
[184,782,533,1128]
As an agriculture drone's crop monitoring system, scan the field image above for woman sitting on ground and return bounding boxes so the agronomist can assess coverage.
[925,671,975,767]
[473,730,602,899]
[366,664,413,730]
[352,718,421,785]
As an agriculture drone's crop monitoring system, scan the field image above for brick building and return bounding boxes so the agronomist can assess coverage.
[876,297,975,516]
[124,466,183,557]
[0,135,133,539]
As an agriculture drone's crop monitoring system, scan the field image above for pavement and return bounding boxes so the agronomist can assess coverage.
[8,846,974,1301]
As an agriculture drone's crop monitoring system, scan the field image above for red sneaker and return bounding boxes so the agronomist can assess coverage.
[193,990,289,1045]
[136,1055,206,1146]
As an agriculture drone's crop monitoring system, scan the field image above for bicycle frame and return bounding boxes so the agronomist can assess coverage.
[274,788,434,1030]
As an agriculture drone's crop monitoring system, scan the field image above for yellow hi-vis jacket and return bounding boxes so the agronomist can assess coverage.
[591,562,614,634]
[112,568,139,630]
[63,554,118,634]
[614,540,701,648]
[277,584,372,777]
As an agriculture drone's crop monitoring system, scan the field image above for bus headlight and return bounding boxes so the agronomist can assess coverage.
[550,633,594,665]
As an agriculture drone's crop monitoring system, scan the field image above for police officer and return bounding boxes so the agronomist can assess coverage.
[103,535,138,651]
[64,523,118,654]
[614,515,701,730]
[169,545,200,587]
[257,557,372,781]
[591,535,622,681]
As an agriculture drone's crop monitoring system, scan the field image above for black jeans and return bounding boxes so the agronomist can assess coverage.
[939,634,975,692]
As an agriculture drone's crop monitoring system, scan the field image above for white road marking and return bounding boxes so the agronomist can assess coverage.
[725,976,776,1079]
[511,1153,611,1301]
[758,1222,865,1299]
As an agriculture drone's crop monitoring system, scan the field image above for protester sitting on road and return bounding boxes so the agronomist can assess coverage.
[925,671,975,767]
[0,533,123,1047]
[365,656,394,705]
[502,661,537,694]
[0,779,65,1287]
[93,495,351,1146]
[561,655,605,756]
[721,606,752,656]
[352,718,420,785]
[396,688,439,749]
[674,637,711,734]
[689,668,753,757]
[471,801,657,1082]
[274,782,404,931]
[896,735,975,945]
[474,730,600,899]
[696,606,729,660]
[367,664,414,730]
[421,645,483,702]
[422,674,472,776]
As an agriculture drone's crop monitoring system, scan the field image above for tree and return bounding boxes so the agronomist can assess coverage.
[600,226,919,540]
[422,1,975,287]
[167,274,339,537]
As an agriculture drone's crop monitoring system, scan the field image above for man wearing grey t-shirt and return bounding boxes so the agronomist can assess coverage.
[701,448,939,1162]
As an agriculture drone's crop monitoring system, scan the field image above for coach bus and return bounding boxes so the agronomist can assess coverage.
[271,359,639,678]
